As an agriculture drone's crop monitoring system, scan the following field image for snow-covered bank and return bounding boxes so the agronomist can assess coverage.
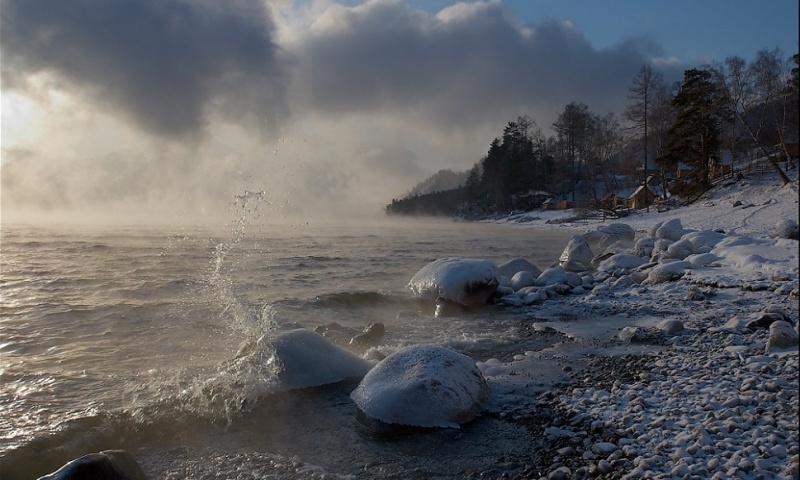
[473,169,799,479]
[487,171,799,239]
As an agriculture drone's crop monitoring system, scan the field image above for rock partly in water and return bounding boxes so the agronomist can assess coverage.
[349,322,386,348]
[408,258,500,316]
[351,344,489,428]
[269,329,372,390]
[38,450,147,480]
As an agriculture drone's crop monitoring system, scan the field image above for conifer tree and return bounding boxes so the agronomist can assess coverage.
[659,68,729,198]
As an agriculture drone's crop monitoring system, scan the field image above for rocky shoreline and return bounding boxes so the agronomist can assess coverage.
[506,332,799,480]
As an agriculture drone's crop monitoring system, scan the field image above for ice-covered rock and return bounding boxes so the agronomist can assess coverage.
[643,261,690,284]
[650,218,687,241]
[682,229,727,251]
[584,223,635,254]
[536,266,569,287]
[509,270,536,291]
[497,258,542,280]
[38,450,147,480]
[770,219,799,240]
[408,258,499,311]
[559,235,594,269]
[685,252,722,267]
[270,329,372,390]
[664,238,695,260]
[631,237,657,258]
[657,319,685,335]
[650,238,674,260]
[766,320,799,352]
[351,344,489,428]
[597,253,648,272]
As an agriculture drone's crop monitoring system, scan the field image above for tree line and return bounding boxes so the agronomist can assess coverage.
[387,49,798,217]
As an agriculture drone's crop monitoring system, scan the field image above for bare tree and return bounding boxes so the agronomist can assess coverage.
[625,64,664,210]
[711,49,791,183]
[588,112,624,202]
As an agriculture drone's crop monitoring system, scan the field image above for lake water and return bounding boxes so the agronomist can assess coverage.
[0,215,573,479]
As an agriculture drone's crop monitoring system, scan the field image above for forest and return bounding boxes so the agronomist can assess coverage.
[386,49,799,217]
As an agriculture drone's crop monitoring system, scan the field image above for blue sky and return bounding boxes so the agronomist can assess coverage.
[2,0,799,221]
[410,0,799,63]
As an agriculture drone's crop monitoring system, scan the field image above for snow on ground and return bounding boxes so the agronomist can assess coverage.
[477,169,799,479]
[490,170,799,239]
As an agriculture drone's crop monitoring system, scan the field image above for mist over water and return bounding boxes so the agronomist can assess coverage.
[0,203,572,479]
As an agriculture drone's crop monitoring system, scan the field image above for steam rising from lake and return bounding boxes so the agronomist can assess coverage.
[1,0,682,224]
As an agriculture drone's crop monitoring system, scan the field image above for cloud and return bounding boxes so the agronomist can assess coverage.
[1,0,682,223]
[288,0,652,132]
[1,0,289,138]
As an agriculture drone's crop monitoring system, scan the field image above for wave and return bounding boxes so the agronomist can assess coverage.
[0,335,285,480]
[309,290,409,309]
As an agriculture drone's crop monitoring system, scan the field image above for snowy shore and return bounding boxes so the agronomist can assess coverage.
[475,169,799,479]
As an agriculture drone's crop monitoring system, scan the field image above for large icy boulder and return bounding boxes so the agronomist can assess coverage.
[584,223,636,254]
[269,329,372,390]
[649,218,688,241]
[559,235,594,270]
[351,344,489,428]
[408,258,500,309]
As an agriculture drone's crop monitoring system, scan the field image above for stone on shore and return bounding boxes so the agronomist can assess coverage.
[766,320,799,352]
[351,344,489,428]
[38,450,147,480]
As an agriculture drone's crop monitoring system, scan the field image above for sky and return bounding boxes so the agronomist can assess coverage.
[1,0,798,224]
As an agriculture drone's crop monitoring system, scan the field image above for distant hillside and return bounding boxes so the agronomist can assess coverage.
[403,169,468,199]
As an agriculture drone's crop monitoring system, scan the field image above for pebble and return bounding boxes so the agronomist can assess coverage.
[545,309,799,479]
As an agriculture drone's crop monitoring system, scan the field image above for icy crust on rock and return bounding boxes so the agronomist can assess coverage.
[408,257,500,306]
[350,344,490,428]
[269,329,372,390]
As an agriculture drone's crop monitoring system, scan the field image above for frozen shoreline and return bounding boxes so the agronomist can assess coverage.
[470,169,799,479]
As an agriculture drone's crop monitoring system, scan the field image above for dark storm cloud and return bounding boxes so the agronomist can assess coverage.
[291,1,659,129]
[1,0,288,137]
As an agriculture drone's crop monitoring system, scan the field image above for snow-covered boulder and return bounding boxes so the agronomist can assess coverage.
[509,270,536,291]
[685,252,722,267]
[770,219,799,240]
[269,329,372,390]
[631,237,657,258]
[597,253,648,272]
[665,238,695,260]
[408,258,500,311]
[682,230,727,252]
[351,344,489,428]
[642,261,691,285]
[497,258,542,280]
[584,223,636,254]
[559,235,594,270]
[766,320,799,352]
[536,266,569,287]
[650,218,687,241]
[650,238,674,260]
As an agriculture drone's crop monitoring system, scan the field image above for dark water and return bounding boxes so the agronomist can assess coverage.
[0,217,572,479]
